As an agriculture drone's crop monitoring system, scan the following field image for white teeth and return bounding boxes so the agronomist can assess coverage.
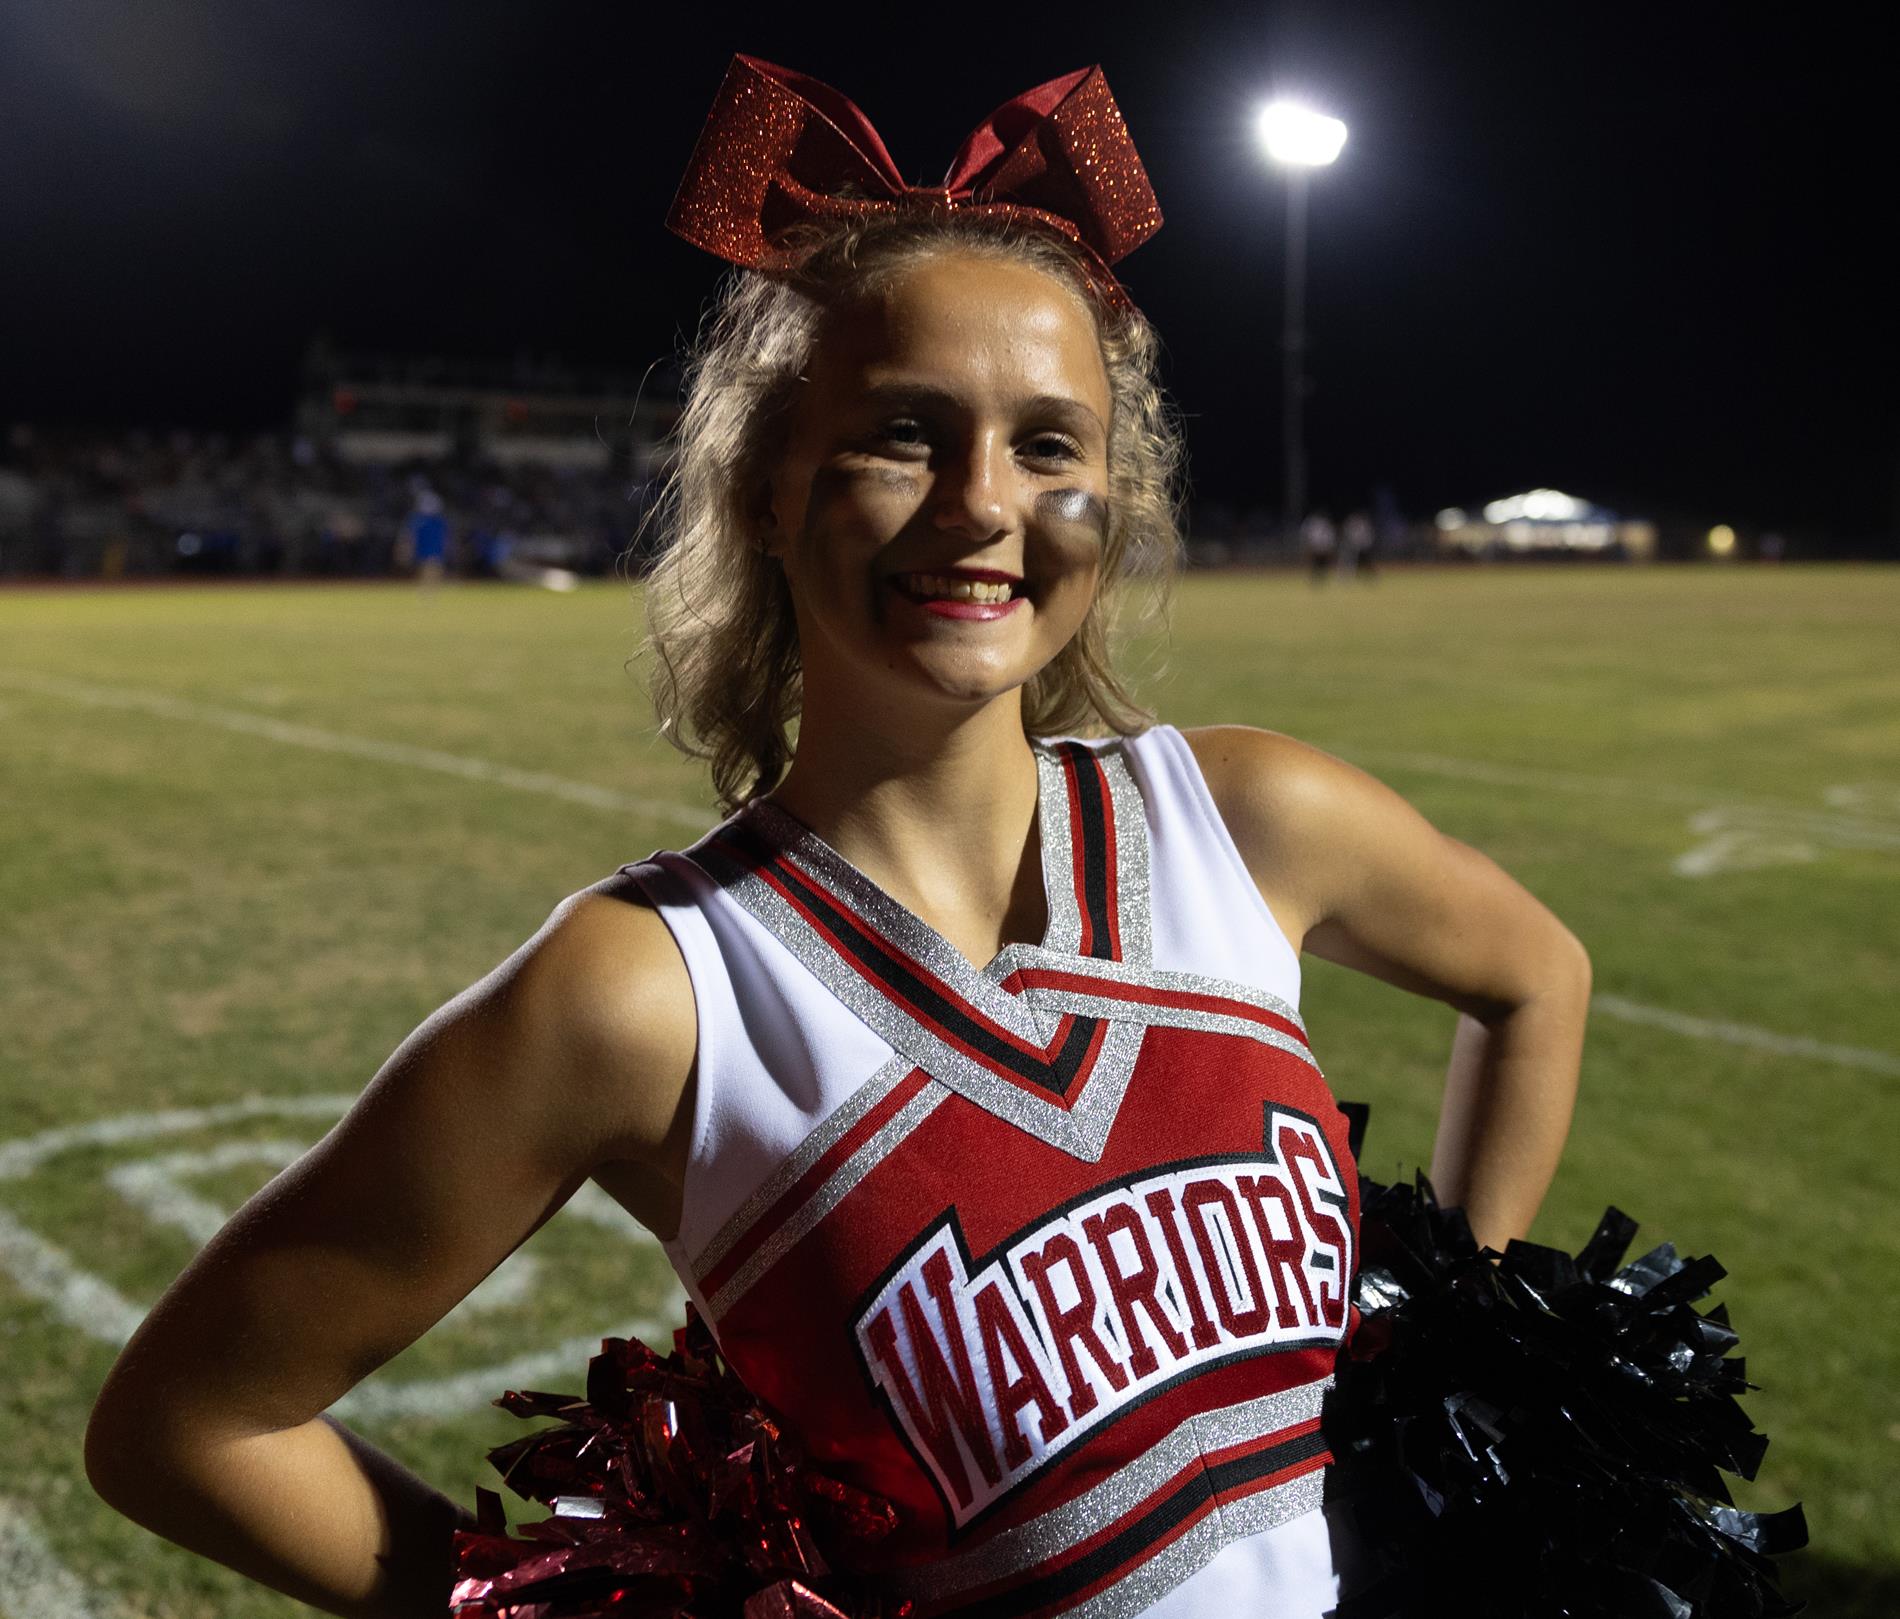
[901,573,1014,604]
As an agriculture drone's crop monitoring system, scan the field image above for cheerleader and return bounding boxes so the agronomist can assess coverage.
[83,58,1589,1617]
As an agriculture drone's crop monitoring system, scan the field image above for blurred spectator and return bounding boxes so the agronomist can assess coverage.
[401,485,450,590]
[1342,510,1376,581]
[1302,510,1337,584]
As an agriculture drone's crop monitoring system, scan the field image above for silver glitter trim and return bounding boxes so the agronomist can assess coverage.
[756,799,1048,1045]
[689,1054,916,1282]
[892,1377,1333,1602]
[1059,1464,1322,1619]
[1217,1462,1327,1539]
[1054,1017,1147,1162]
[1191,1376,1332,1453]
[1026,988,1321,1078]
[1100,742,1154,970]
[986,948,1309,1040]
[1035,743,1084,959]
[1069,1511,1225,1619]
[969,947,1324,1083]
[707,1082,948,1320]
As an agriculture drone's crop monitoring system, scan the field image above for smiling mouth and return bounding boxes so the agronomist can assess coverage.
[889,571,1022,605]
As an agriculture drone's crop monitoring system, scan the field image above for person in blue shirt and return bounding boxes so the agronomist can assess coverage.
[402,487,449,588]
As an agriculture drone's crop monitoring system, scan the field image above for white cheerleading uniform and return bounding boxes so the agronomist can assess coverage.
[619,725,1360,1617]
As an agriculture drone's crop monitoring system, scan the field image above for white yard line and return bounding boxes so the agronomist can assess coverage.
[1342,744,1900,843]
[1342,746,1727,807]
[10,666,1894,844]
[1592,993,1900,1078]
[0,669,710,831]
[0,1498,107,1619]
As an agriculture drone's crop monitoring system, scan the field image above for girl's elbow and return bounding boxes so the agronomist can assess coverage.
[84,1374,184,1518]
[1560,926,1593,996]
[83,1399,138,1516]
[1533,929,1592,1025]
[1506,924,1591,1022]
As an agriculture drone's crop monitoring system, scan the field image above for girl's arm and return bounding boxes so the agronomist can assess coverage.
[1186,725,1591,1251]
[83,881,696,1618]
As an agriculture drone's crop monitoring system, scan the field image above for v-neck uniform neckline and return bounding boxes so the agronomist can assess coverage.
[745,741,1081,983]
[691,736,1156,1159]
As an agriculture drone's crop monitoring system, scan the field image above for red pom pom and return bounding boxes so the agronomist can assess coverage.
[450,1307,905,1619]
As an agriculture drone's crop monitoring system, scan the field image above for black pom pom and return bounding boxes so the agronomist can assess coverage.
[1325,1110,1809,1618]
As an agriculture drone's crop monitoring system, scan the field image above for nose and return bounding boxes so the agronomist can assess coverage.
[929,429,1011,542]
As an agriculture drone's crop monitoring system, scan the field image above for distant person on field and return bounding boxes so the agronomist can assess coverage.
[1343,509,1376,581]
[1302,510,1336,584]
[402,488,449,590]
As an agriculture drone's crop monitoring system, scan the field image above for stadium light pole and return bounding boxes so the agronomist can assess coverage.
[1256,101,1348,546]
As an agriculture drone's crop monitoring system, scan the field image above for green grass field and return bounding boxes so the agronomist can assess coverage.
[2,565,1896,1616]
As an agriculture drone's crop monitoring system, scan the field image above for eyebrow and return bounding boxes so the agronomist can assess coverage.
[856,382,1106,436]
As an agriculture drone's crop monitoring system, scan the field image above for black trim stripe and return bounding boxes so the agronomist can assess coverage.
[1057,743,1117,962]
[939,1428,1330,1619]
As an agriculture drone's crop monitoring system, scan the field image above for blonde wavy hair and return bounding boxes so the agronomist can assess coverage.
[639,213,1184,814]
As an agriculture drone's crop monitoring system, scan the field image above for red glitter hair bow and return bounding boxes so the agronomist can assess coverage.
[666,55,1162,311]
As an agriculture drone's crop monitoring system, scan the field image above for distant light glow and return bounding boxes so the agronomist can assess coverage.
[1435,507,1468,530]
[1707,524,1737,556]
[1256,102,1348,168]
[1482,488,1590,523]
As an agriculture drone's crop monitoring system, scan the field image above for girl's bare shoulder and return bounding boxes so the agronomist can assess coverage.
[1174,724,1344,944]
[507,872,698,1163]
[1176,722,1394,847]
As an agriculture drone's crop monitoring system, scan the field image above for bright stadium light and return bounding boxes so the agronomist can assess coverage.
[1256,102,1349,168]
[1707,524,1737,556]
[1255,99,1349,547]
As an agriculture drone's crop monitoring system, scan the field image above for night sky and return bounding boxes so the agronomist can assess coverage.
[2,2,1893,542]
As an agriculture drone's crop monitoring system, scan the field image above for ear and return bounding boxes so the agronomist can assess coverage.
[753,479,783,558]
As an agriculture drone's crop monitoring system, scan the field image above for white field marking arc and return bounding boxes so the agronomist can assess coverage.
[1592,994,1900,1078]
[0,1095,354,1182]
[0,1497,108,1619]
[102,1141,541,1324]
[0,1096,687,1423]
[0,1203,145,1345]
[0,669,710,831]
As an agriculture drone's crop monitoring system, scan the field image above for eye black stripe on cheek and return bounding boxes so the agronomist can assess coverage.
[809,463,920,510]
[1037,488,1108,537]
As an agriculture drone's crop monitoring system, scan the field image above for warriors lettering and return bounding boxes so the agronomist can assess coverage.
[854,1107,1351,1525]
